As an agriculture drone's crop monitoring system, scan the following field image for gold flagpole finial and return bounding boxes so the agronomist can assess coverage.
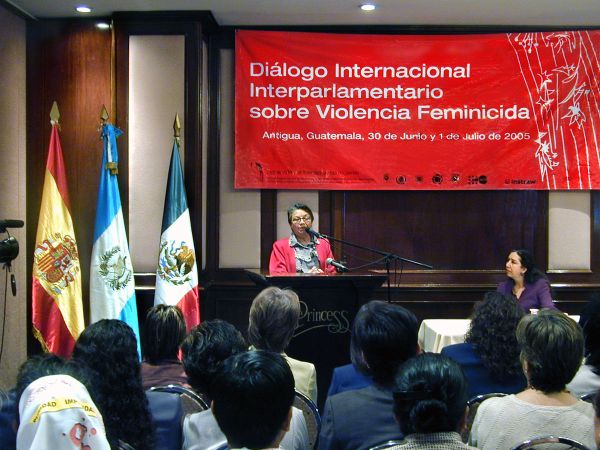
[100,105,109,123]
[173,113,181,144]
[50,101,60,125]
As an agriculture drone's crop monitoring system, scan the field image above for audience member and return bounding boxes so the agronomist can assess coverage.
[318,300,419,450]
[0,389,17,450]
[326,308,374,398]
[496,248,558,312]
[17,374,110,450]
[181,319,309,450]
[8,354,91,450]
[442,292,527,397]
[593,392,600,449]
[141,304,188,389]
[182,319,247,401]
[390,353,477,450]
[469,310,594,449]
[248,286,318,403]
[211,350,296,450]
[73,319,155,450]
[568,295,600,396]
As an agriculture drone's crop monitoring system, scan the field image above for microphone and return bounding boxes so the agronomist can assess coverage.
[0,220,24,232]
[326,257,349,273]
[305,227,322,239]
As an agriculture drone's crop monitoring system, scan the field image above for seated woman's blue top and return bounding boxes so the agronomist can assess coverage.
[441,342,527,398]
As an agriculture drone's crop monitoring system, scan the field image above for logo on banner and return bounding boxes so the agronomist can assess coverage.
[158,240,196,286]
[98,246,133,290]
[34,233,80,294]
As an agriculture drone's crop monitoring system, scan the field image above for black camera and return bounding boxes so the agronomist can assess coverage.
[0,220,23,264]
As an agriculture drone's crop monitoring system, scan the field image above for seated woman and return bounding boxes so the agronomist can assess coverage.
[391,353,477,450]
[73,319,155,450]
[567,295,600,396]
[269,203,336,274]
[141,304,188,389]
[496,248,558,313]
[441,292,527,397]
[248,287,317,403]
[469,310,595,449]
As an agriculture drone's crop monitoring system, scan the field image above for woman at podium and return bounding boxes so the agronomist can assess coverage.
[269,203,336,274]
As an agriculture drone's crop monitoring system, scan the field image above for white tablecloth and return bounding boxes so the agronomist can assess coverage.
[418,314,580,353]
[418,319,471,353]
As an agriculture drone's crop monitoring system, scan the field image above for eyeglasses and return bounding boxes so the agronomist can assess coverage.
[291,216,312,223]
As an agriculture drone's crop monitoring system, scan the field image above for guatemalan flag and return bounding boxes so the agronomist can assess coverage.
[154,138,200,330]
[90,123,141,355]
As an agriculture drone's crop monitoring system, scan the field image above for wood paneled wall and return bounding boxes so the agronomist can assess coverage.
[26,20,112,352]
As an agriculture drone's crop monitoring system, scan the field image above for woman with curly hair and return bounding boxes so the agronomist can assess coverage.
[441,292,527,397]
[73,319,155,449]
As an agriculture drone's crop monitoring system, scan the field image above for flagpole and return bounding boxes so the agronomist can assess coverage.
[173,112,181,144]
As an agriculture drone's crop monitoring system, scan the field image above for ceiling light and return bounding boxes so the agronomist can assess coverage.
[96,22,110,30]
[76,6,92,13]
[360,4,376,12]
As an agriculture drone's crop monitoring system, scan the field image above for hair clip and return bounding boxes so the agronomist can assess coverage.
[393,389,434,401]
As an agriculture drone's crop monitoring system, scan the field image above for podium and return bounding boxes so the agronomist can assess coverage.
[247,270,386,408]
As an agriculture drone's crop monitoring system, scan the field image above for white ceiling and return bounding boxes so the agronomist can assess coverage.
[5,0,600,27]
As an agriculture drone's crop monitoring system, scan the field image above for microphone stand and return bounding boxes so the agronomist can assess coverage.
[311,229,433,302]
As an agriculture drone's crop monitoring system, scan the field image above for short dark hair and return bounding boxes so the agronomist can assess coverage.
[465,291,524,380]
[247,287,300,353]
[211,350,295,449]
[181,319,247,397]
[287,203,314,225]
[394,353,469,435]
[353,300,419,386]
[579,294,600,374]
[142,304,187,364]
[516,310,584,393]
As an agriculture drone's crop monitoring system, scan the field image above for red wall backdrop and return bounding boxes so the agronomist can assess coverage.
[235,30,600,190]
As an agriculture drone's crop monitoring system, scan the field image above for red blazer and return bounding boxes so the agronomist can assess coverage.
[269,237,336,274]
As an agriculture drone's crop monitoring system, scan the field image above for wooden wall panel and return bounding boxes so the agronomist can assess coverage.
[26,20,112,352]
[339,190,546,270]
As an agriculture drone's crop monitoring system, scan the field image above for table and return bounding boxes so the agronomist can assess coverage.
[418,319,471,353]
[418,315,580,353]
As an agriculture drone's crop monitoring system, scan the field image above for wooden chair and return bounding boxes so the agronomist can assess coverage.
[511,435,592,450]
[293,389,321,449]
[462,392,508,442]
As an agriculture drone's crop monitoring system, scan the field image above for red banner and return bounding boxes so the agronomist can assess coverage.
[235,30,600,190]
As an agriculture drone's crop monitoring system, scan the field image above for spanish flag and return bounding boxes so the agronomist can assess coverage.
[32,119,84,357]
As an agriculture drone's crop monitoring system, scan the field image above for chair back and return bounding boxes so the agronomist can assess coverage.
[148,384,209,416]
[462,392,508,442]
[369,440,405,450]
[293,390,321,449]
[580,391,597,403]
[511,435,592,450]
